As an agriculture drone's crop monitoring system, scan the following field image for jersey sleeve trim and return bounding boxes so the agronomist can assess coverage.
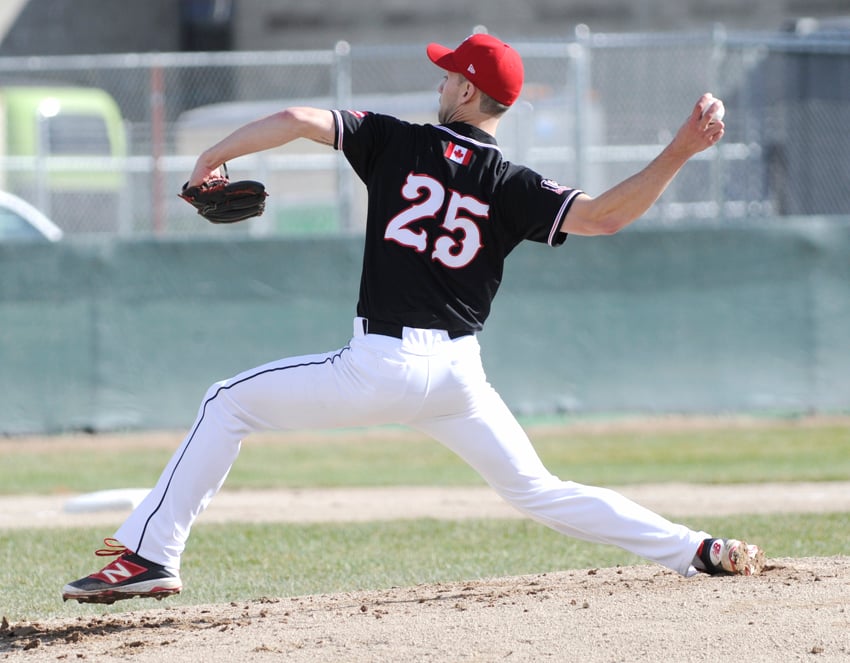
[331,109,344,151]
[548,189,583,246]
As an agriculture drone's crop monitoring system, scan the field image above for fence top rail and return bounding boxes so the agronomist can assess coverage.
[0,25,850,73]
[0,49,338,72]
[0,28,847,73]
[716,26,850,53]
[574,28,850,53]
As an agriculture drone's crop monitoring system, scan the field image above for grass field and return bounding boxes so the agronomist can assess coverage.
[1,416,848,621]
[2,417,849,494]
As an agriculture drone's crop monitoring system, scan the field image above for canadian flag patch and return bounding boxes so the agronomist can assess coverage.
[445,142,473,165]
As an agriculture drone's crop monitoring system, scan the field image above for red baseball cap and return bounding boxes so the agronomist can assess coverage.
[427,34,524,106]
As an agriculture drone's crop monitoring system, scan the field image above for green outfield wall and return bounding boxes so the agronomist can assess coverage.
[2,217,848,434]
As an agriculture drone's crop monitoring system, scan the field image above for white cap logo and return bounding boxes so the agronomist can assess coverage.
[467,64,476,75]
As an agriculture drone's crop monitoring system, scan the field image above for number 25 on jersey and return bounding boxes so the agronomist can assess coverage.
[384,172,487,269]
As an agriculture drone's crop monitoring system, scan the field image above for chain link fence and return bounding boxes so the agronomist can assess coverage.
[0,26,848,238]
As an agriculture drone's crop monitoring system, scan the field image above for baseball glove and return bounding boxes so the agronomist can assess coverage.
[179,177,268,224]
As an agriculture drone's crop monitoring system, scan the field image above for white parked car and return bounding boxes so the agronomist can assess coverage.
[0,191,63,241]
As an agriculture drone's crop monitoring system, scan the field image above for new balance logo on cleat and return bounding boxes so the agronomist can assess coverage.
[93,557,149,584]
[62,538,182,605]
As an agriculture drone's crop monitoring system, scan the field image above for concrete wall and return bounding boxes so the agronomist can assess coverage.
[1,0,848,57]
[0,0,180,56]
[234,0,849,50]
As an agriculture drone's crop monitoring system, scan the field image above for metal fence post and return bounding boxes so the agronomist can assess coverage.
[572,25,591,190]
[710,23,727,219]
[334,41,353,232]
[150,60,167,235]
[34,102,52,219]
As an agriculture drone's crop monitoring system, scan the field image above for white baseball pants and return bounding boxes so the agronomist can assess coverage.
[116,318,708,576]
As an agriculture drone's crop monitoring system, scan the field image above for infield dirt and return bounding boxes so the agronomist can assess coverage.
[2,555,849,662]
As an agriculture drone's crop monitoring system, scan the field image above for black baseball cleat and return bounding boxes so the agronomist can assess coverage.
[62,538,182,604]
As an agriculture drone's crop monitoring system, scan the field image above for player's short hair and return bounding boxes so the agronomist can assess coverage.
[478,91,511,117]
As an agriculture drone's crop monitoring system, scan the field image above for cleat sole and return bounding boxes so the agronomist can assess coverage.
[62,586,181,605]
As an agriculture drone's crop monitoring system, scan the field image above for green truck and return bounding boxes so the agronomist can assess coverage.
[0,85,127,232]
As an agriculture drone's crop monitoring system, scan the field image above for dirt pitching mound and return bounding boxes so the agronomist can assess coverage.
[3,556,849,662]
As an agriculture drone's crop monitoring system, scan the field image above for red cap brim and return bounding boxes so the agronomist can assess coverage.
[426,42,459,73]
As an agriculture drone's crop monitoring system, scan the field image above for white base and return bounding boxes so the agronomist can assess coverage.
[64,488,151,513]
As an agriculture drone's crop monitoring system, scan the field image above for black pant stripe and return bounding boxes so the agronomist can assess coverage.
[134,345,351,553]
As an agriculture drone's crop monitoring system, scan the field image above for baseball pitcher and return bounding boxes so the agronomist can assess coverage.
[63,34,762,604]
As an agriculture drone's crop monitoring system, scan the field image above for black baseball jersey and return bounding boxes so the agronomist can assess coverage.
[332,110,582,333]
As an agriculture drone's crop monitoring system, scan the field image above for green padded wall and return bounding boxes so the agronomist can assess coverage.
[1,217,848,434]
